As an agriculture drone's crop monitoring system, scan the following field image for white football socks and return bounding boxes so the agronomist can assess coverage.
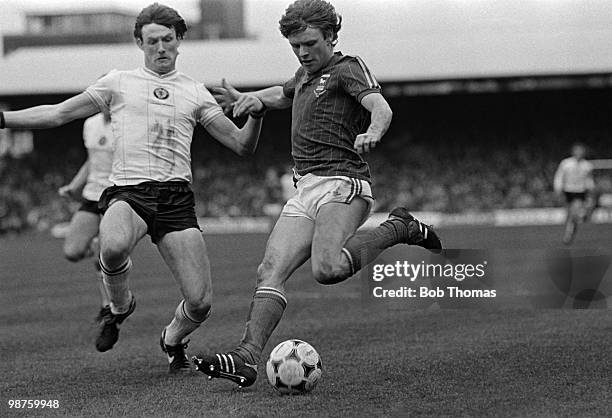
[164,300,210,345]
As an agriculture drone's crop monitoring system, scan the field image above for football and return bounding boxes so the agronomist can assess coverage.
[266,339,322,394]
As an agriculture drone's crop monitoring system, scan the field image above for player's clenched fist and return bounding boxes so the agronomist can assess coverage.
[353,133,381,154]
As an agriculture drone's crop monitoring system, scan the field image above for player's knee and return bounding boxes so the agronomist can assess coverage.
[99,238,130,269]
[184,295,212,320]
[63,242,87,262]
[312,260,344,285]
[63,248,84,263]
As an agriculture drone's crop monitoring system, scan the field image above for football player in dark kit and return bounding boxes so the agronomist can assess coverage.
[193,0,442,387]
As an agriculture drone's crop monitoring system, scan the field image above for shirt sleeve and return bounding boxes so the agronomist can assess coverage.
[196,83,224,127]
[339,56,381,102]
[282,67,304,99]
[85,71,118,112]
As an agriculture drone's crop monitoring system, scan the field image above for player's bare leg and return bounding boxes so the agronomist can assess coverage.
[193,216,313,387]
[95,201,146,351]
[157,228,213,373]
[63,210,110,309]
[583,193,597,222]
[310,198,369,284]
[563,200,582,245]
[89,237,111,309]
[63,210,100,262]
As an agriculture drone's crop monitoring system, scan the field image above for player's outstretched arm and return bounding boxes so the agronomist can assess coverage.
[59,160,90,201]
[211,79,292,118]
[251,86,292,111]
[204,111,264,157]
[353,92,393,154]
[1,93,99,129]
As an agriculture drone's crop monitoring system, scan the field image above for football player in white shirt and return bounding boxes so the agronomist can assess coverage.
[553,143,595,244]
[0,3,267,373]
[58,110,113,327]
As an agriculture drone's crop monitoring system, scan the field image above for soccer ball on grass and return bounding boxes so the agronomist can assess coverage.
[266,339,322,394]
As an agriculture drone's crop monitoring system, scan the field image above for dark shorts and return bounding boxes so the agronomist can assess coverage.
[564,192,587,203]
[98,181,200,244]
[79,199,103,215]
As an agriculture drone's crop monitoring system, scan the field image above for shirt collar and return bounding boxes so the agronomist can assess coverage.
[142,66,178,79]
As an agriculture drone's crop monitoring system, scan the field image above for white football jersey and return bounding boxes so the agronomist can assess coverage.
[82,113,114,201]
[85,67,223,185]
[554,157,594,193]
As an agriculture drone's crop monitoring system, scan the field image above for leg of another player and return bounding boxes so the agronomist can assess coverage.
[63,210,100,262]
[563,200,581,245]
[98,201,147,314]
[90,237,110,307]
[232,215,314,365]
[310,198,369,285]
[157,228,213,346]
[64,211,110,307]
[583,192,597,222]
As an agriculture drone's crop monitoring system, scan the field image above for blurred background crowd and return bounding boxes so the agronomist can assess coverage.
[2,110,610,235]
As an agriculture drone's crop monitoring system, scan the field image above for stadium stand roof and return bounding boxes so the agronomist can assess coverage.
[2,26,612,96]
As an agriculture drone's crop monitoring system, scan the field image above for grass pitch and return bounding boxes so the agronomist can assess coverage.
[1,224,611,416]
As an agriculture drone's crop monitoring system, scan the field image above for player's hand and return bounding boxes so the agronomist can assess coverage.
[210,79,264,118]
[58,184,78,200]
[211,78,241,115]
[354,133,381,154]
[232,94,265,118]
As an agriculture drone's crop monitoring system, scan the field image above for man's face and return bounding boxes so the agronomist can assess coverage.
[137,23,180,75]
[288,26,334,75]
[572,145,586,159]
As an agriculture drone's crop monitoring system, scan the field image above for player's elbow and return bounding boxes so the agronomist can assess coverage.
[233,133,258,156]
[234,143,255,157]
[238,149,255,157]
[371,101,393,128]
[45,107,70,128]
[381,102,393,121]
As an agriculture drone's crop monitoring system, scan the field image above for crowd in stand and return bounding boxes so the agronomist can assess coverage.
[0,152,80,235]
[369,141,560,213]
[3,130,608,235]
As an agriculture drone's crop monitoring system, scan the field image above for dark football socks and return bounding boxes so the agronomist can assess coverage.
[342,217,409,274]
[233,287,287,365]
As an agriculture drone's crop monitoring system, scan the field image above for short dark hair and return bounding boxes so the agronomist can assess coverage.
[279,0,342,45]
[134,3,188,40]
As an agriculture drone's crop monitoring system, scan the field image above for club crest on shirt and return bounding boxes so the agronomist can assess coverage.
[153,87,170,100]
[314,74,331,97]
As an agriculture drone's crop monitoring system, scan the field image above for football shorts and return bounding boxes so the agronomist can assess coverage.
[281,173,374,224]
[564,191,587,203]
[79,199,104,215]
[98,181,200,244]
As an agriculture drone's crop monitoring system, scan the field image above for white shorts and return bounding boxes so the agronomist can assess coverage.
[280,173,374,223]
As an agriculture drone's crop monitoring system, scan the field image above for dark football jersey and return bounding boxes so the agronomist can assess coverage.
[283,52,381,183]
